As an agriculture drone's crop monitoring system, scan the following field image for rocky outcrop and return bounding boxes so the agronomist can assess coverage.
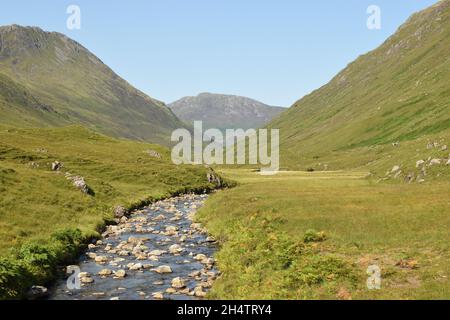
[145,150,162,159]
[113,206,127,219]
[51,161,62,171]
[65,173,91,195]
[206,168,222,187]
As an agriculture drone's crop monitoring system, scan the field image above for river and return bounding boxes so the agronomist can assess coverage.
[49,194,218,300]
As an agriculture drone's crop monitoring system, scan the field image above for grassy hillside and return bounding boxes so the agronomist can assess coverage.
[198,169,450,300]
[0,25,184,145]
[0,125,227,299]
[269,1,450,177]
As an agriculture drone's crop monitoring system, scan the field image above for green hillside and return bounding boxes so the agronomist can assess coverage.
[0,25,183,146]
[270,1,450,179]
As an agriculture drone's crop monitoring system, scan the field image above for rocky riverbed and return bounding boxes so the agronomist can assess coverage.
[49,194,218,300]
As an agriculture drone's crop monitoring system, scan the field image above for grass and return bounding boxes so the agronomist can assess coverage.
[0,125,228,299]
[197,169,450,300]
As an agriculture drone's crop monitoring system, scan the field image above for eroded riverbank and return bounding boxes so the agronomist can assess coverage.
[50,194,218,300]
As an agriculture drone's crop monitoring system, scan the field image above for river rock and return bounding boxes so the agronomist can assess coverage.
[27,286,49,300]
[200,281,213,289]
[189,270,201,278]
[128,263,143,271]
[191,223,202,230]
[94,256,108,264]
[203,258,215,265]
[87,252,97,259]
[169,244,183,254]
[92,292,106,297]
[153,214,166,221]
[114,206,127,218]
[194,254,207,261]
[118,250,130,256]
[166,288,177,294]
[193,286,207,298]
[149,250,165,256]
[98,269,113,276]
[80,276,94,284]
[171,277,186,289]
[152,292,164,300]
[114,270,127,279]
[135,253,148,260]
[78,272,90,278]
[154,265,172,274]
[165,226,179,235]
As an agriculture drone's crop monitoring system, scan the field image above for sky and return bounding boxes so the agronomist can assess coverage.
[0,0,438,107]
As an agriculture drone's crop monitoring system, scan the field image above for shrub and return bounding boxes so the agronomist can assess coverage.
[287,255,356,287]
[51,228,84,262]
[1,228,86,299]
[303,229,327,243]
[0,258,32,300]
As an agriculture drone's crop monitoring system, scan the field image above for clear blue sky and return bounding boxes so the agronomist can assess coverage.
[0,0,437,106]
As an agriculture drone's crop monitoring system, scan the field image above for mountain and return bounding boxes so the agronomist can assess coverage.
[269,0,450,175]
[0,25,184,145]
[169,93,285,130]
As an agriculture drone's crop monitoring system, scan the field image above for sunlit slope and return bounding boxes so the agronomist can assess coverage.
[0,25,183,145]
[270,1,450,174]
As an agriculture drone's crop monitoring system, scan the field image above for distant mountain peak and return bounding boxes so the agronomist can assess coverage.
[169,93,285,130]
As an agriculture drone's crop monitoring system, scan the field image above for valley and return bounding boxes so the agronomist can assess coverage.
[0,0,449,301]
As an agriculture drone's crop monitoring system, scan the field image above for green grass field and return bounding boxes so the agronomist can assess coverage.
[197,169,450,300]
[0,125,226,298]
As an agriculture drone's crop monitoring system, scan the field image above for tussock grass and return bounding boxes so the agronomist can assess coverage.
[197,169,450,299]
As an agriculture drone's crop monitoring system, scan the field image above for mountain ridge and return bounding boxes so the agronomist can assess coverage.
[0,24,183,145]
[269,0,450,175]
[169,92,285,130]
